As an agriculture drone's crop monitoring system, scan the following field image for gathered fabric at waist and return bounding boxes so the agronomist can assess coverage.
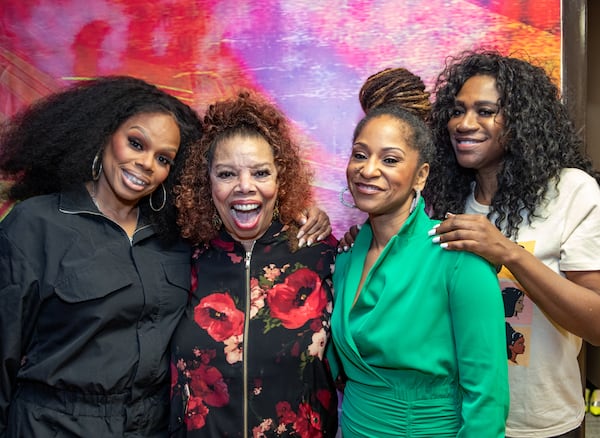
[15,381,134,416]
[9,382,170,437]
[348,368,460,401]
[341,371,462,437]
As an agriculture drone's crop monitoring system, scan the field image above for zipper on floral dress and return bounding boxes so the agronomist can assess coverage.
[243,243,255,438]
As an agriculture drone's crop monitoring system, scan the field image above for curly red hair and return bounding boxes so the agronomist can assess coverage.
[174,90,313,245]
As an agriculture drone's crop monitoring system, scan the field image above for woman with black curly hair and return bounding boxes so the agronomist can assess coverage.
[0,76,204,437]
[426,50,600,438]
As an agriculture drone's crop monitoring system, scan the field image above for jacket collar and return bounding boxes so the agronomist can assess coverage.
[59,184,154,240]
[211,220,286,250]
[59,184,98,214]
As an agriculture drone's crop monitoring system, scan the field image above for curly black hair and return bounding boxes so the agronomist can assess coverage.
[0,76,202,241]
[424,50,599,239]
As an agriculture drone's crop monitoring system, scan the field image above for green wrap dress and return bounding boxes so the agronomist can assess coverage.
[330,199,509,437]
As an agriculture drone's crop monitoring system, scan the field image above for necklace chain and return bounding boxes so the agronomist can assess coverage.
[90,182,140,222]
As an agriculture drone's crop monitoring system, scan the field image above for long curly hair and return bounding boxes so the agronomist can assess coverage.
[424,50,599,239]
[359,67,431,121]
[174,90,313,246]
[0,76,202,242]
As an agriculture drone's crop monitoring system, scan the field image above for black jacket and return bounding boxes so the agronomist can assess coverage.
[0,185,191,437]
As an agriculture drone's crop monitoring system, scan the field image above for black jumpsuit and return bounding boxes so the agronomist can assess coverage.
[0,185,191,437]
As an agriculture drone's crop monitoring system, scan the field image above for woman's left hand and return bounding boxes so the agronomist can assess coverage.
[296,206,332,248]
[429,213,517,267]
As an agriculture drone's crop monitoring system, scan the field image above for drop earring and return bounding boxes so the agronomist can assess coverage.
[409,189,421,214]
[212,212,223,230]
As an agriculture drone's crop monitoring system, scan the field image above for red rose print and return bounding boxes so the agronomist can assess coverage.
[294,402,322,437]
[192,348,216,365]
[191,267,198,293]
[185,395,209,431]
[310,319,323,332]
[188,364,229,407]
[267,268,328,329]
[210,237,235,252]
[316,388,332,410]
[291,341,300,357]
[276,401,297,424]
[195,293,244,341]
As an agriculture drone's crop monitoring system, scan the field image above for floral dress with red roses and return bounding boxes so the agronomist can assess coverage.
[169,221,338,438]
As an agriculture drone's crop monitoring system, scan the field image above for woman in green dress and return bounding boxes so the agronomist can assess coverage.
[330,91,509,436]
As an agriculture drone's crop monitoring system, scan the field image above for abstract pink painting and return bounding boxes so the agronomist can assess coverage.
[0,0,561,234]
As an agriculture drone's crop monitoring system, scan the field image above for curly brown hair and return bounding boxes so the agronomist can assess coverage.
[359,68,431,121]
[175,90,314,245]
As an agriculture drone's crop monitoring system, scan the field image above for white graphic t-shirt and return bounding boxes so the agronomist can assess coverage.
[465,168,600,437]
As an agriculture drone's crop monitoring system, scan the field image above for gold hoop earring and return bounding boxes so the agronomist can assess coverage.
[91,150,103,181]
[149,183,167,212]
[339,187,356,209]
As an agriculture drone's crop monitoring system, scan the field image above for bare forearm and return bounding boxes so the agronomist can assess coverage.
[503,245,600,345]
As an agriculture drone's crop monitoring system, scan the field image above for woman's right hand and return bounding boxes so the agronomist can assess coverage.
[296,206,332,248]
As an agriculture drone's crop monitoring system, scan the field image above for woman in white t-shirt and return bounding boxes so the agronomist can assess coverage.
[425,50,600,438]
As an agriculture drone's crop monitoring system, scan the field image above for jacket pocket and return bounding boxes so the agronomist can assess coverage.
[54,263,133,303]
[162,261,191,292]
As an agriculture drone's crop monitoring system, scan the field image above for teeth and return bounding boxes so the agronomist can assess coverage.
[232,204,259,211]
[357,183,380,191]
[125,172,146,186]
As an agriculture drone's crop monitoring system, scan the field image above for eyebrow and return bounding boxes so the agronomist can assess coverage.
[352,143,406,153]
[212,162,274,168]
[454,99,500,107]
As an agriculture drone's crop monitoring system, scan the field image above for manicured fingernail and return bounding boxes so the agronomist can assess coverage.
[350,243,354,248]
[317,235,324,242]
[357,223,362,230]
[432,236,441,243]
[440,242,449,249]
[343,245,349,252]
[337,247,342,253]
[297,230,305,239]
[428,224,439,236]
[307,239,313,247]
[298,238,306,248]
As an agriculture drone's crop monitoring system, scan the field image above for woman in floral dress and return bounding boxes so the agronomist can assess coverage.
[168,90,338,437]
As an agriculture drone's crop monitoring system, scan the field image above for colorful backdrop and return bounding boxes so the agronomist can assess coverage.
[0,0,561,235]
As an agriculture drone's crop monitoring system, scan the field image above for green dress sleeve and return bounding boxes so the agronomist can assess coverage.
[449,251,509,437]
